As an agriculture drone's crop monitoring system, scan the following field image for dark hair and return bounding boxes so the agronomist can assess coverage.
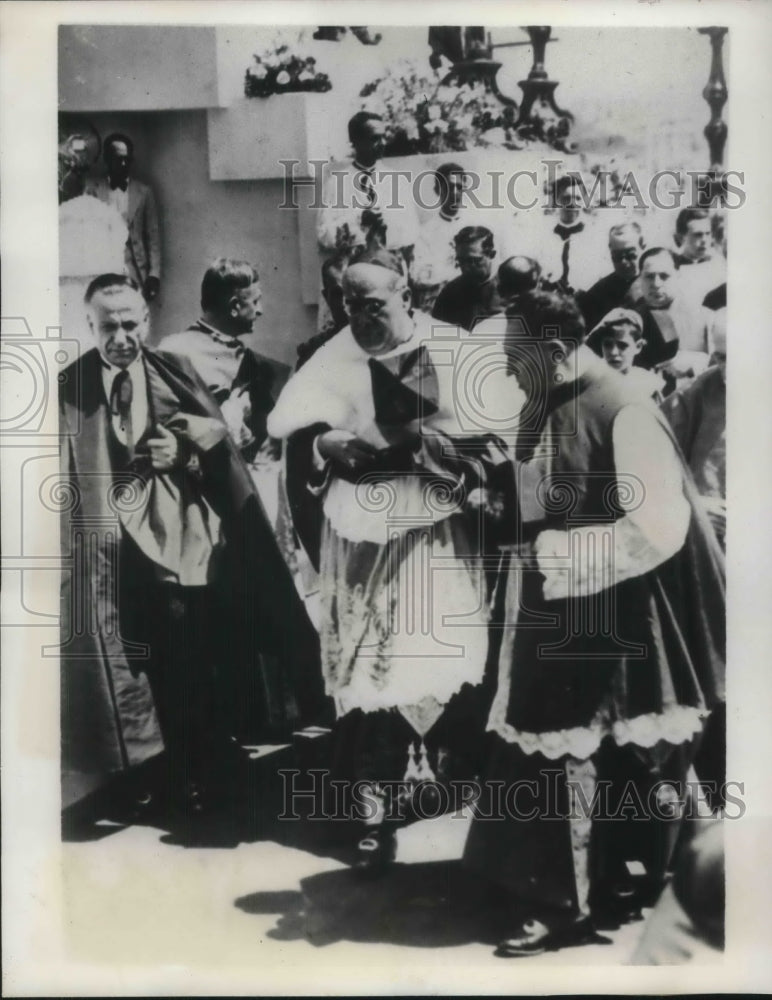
[454,226,494,255]
[103,132,134,161]
[348,111,383,143]
[639,246,680,271]
[553,174,581,199]
[516,289,586,345]
[321,251,353,289]
[200,258,259,311]
[84,272,141,303]
[435,161,465,185]
[675,207,710,236]
[608,220,644,245]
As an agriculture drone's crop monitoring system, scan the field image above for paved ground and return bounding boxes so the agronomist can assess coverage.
[61,741,654,987]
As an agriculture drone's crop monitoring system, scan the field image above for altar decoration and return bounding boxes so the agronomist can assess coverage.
[358,56,572,156]
[244,31,332,97]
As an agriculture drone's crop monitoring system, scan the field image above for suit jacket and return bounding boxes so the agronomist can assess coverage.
[85,175,161,286]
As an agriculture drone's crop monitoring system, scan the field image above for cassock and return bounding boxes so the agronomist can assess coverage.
[464,350,725,920]
[59,346,319,807]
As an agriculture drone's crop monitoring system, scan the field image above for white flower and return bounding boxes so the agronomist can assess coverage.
[251,64,268,80]
[276,70,291,85]
[427,104,442,121]
[298,70,313,82]
[430,119,449,133]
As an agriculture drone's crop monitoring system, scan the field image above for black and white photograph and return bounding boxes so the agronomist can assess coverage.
[2,2,772,995]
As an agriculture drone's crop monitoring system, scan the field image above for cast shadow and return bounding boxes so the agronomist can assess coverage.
[235,860,511,948]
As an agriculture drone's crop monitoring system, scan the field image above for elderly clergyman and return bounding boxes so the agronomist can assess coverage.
[59,274,312,840]
[268,248,497,871]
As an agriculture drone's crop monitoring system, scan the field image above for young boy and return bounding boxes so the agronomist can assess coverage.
[588,307,665,402]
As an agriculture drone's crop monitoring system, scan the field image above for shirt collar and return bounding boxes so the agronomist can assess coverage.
[99,351,145,379]
[197,319,246,353]
[554,220,585,239]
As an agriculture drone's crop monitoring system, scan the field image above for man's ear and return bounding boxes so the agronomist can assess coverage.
[633,338,645,357]
[228,294,241,317]
[400,284,412,309]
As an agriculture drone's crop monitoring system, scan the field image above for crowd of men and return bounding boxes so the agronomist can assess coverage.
[60,110,726,959]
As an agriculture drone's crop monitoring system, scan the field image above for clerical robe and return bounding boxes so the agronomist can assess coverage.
[268,311,507,789]
[464,353,725,917]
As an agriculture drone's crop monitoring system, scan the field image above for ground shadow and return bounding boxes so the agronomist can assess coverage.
[236,860,514,948]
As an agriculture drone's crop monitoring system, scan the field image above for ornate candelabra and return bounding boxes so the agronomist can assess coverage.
[514,26,573,129]
[697,26,728,207]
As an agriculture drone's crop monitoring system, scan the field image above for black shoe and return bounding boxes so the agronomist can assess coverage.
[353,825,397,876]
[495,916,612,958]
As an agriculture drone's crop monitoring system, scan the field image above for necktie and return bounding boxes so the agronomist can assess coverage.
[110,178,128,192]
[560,237,571,288]
[110,369,134,459]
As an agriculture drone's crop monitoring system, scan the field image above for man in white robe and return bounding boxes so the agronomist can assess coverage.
[269,249,503,871]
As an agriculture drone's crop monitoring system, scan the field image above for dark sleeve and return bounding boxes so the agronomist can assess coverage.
[431,283,457,324]
[283,422,331,572]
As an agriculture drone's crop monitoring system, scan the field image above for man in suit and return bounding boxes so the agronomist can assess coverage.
[59,274,315,839]
[86,133,162,302]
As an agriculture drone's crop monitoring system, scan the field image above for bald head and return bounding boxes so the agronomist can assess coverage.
[497,256,541,303]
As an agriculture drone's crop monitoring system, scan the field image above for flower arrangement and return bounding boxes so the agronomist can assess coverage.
[245,32,332,98]
[359,57,572,156]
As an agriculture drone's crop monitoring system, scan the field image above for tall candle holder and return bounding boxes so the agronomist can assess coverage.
[697,26,728,207]
[514,26,573,129]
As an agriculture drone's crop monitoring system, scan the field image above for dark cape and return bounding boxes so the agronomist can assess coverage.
[503,368,724,740]
[59,347,323,807]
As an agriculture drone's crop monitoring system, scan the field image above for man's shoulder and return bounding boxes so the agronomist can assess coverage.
[161,327,212,352]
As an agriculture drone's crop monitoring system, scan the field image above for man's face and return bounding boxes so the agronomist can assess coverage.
[600,325,642,373]
[641,252,678,309]
[456,239,494,283]
[89,287,148,368]
[352,120,385,168]
[609,232,641,280]
[556,184,583,225]
[105,140,132,183]
[439,170,466,214]
[679,218,712,262]
[343,263,410,355]
[230,280,263,335]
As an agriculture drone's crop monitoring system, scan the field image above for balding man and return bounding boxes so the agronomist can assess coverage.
[578,221,645,330]
[269,248,495,873]
[59,274,309,841]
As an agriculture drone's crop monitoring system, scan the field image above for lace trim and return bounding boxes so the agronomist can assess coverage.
[489,704,707,761]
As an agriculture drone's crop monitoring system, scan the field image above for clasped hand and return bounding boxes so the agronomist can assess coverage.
[147,424,180,471]
[316,429,378,474]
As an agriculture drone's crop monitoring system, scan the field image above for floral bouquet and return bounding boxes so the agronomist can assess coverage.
[245,32,332,97]
[360,57,513,155]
